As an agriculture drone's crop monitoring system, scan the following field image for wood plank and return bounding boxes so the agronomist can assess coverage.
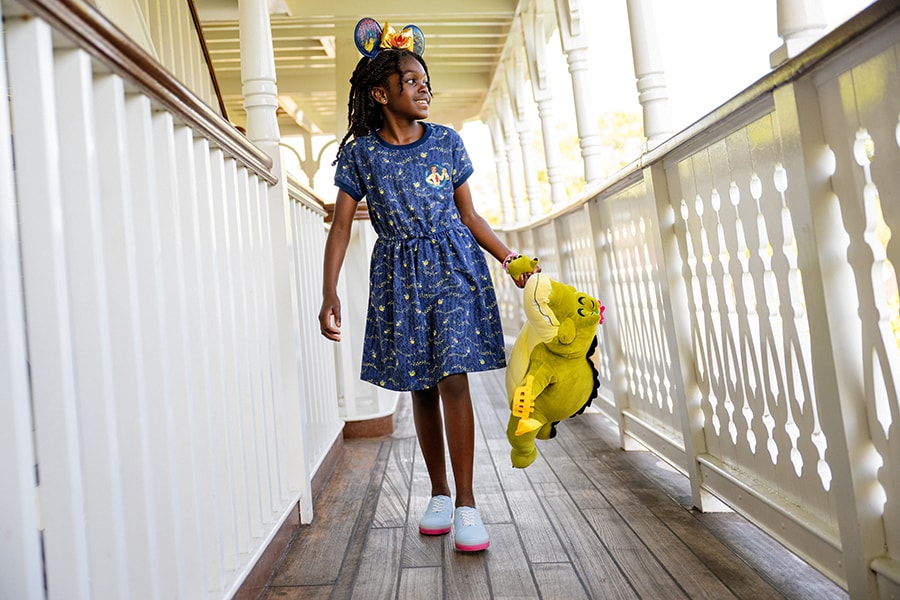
[644,500,786,600]
[472,425,512,526]
[318,441,391,599]
[486,438,533,492]
[269,440,384,586]
[503,489,569,564]
[532,563,591,600]
[350,527,402,599]
[484,523,541,599]
[398,566,442,600]
[574,429,844,600]
[612,507,739,600]
[533,482,639,600]
[443,538,492,600]
[373,436,415,528]
[401,443,444,568]
[701,513,848,600]
[536,435,612,511]
[582,507,690,600]
[260,585,332,599]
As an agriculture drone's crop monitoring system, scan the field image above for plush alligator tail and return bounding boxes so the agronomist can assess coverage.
[572,334,601,417]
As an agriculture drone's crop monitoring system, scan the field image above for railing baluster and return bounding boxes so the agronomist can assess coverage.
[6,15,93,599]
[0,2,44,595]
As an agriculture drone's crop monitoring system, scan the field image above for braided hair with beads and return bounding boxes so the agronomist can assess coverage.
[333,49,432,165]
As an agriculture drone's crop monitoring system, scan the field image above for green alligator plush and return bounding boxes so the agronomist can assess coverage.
[504,258,604,469]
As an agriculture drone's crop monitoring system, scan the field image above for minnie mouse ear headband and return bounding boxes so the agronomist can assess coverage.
[354,17,426,58]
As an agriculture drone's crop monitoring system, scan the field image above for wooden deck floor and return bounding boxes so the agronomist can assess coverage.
[259,370,848,600]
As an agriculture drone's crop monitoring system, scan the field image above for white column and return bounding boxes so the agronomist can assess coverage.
[498,89,529,224]
[626,0,671,148]
[523,2,567,207]
[239,0,279,152]
[554,0,603,186]
[487,113,515,225]
[334,19,357,140]
[517,125,542,218]
[238,0,313,521]
[769,0,827,67]
[505,45,543,218]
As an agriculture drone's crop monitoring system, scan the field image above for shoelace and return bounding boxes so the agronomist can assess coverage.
[457,508,477,526]
[429,497,449,513]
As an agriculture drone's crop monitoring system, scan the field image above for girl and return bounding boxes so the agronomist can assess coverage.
[318,21,536,552]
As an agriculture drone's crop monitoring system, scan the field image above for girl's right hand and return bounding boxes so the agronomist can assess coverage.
[318,294,342,341]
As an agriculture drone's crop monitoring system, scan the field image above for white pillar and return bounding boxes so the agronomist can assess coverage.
[554,0,603,186]
[239,0,279,152]
[626,0,672,148]
[769,0,827,67]
[517,125,543,218]
[334,19,357,139]
[505,46,543,218]
[238,0,314,520]
[523,2,567,207]
[487,113,515,225]
[498,90,528,224]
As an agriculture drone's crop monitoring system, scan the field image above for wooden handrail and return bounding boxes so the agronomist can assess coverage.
[10,0,276,184]
[186,0,229,122]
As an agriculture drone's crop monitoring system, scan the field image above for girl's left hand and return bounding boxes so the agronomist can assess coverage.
[511,264,540,288]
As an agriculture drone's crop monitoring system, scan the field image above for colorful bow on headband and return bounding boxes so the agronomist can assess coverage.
[354,17,426,58]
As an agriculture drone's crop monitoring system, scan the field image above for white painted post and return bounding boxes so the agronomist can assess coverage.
[498,89,529,224]
[334,19,357,140]
[0,4,44,597]
[239,0,313,520]
[6,16,92,599]
[505,44,544,218]
[553,0,604,186]
[487,112,515,226]
[522,1,568,208]
[777,76,882,600]
[55,48,131,600]
[770,0,827,67]
[625,0,672,148]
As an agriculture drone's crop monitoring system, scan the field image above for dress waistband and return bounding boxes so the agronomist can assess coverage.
[378,225,466,242]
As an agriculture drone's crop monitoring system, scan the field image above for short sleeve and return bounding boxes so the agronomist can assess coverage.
[449,129,474,188]
[333,141,366,202]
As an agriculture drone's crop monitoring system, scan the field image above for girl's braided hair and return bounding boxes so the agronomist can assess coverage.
[333,49,431,164]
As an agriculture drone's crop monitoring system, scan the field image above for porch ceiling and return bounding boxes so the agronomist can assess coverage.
[195,0,520,137]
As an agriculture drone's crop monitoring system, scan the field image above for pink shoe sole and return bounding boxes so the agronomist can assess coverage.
[455,540,490,552]
[419,525,452,535]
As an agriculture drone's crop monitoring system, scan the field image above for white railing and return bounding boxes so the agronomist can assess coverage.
[494,1,900,597]
[286,177,344,478]
[0,0,340,597]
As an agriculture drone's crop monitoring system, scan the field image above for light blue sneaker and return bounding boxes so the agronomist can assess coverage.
[453,506,490,551]
[419,495,453,535]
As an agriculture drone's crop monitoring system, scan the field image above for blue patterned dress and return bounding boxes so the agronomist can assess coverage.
[334,122,506,391]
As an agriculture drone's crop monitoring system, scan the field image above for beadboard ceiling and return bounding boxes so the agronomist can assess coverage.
[195,0,519,138]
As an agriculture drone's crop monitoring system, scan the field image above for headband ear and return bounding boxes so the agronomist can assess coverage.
[404,24,426,56]
[354,17,383,58]
[354,17,426,58]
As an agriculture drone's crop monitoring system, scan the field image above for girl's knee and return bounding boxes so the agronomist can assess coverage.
[437,373,470,401]
[412,386,440,404]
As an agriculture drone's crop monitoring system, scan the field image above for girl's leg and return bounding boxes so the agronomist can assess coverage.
[436,373,476,508]
[411,386,452,498]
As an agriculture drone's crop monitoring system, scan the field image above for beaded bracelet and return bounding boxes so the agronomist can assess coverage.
[502,251,520,271]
